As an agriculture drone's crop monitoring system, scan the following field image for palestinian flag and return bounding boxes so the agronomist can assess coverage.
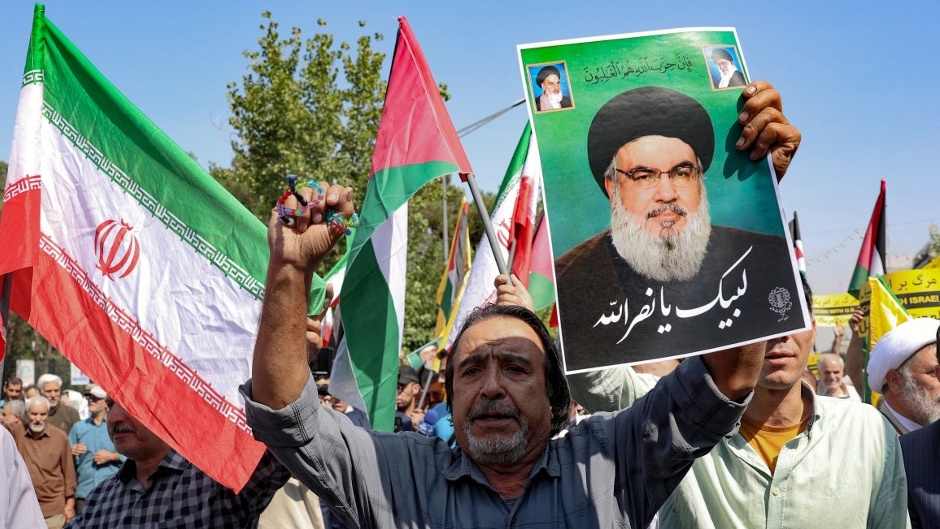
[331,16,472,431]
[433,197,471,350]
[789,211,806,273]
[848,180,886,296]
[0,6,314,491]
[444,124,532,351]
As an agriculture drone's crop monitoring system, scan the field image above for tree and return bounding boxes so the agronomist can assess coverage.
[216,13,484,351]
[213,14,386,219]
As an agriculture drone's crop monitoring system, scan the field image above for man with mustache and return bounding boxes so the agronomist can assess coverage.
[63,397,290,528]
[240,173,770,528]
[555,83,804,369]
[15,395,76,529]
[899,322,940,529]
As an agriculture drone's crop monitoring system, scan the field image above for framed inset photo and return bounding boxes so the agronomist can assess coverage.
[527,61,575,113]
[704,45,747,90]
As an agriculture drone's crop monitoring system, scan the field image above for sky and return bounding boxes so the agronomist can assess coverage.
[3,0,939,350]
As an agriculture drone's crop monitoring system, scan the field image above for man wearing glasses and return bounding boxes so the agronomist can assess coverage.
[67,386,122,516]
[555,85,802,369]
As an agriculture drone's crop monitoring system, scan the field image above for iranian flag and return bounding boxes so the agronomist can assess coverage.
[0,6,308,491]
[445,123,540,350]
[331,16,472,431]
[848,180,886,296]
[527,212,556,311]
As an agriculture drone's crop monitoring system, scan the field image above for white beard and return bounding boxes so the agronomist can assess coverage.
[608,184,711,282]
[899,369,940,426]
[718,68,735,88]
[540,91,563,109]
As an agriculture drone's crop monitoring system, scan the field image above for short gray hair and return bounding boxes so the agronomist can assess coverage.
[24,395,50,416]
[5,399,25,418]
[816,353,845,372]
[37,374,62,389]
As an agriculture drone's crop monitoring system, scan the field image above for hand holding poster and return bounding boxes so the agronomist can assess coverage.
[518,29,809,373]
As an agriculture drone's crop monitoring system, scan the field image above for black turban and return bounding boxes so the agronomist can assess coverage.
[536,65,561,87]
[587,86,714,197]
[711,48,734,63]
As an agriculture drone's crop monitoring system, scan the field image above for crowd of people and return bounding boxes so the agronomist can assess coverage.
[1,79,938,529]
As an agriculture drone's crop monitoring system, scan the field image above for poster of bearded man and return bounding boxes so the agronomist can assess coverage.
[518,28,809,373]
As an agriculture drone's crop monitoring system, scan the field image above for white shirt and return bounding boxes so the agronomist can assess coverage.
[0,426,45,528]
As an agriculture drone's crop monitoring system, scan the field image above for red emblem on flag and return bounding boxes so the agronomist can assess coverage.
[94,219,141,280]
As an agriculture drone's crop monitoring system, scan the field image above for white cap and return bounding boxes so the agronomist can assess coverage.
[83,385,108,400]
[868,318,939,393]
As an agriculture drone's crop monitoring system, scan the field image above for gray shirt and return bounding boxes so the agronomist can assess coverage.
[241,356,747,528]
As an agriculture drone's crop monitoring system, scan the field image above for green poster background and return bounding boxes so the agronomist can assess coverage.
[519,29,785,257]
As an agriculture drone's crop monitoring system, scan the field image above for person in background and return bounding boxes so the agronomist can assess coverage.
[0,425,45,528]
[67,386,122,516]
[899,323,940,529]
[816,353,861,401]
[15,395,76,529]
[36,375,79,435]
[868,318,940,435]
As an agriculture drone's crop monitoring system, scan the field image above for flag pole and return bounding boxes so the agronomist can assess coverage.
[463,172,508,275]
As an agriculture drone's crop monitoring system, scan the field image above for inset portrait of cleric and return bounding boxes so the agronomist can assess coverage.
[529,63,574,112]
[554,87,802,371]
[707,47,746,89]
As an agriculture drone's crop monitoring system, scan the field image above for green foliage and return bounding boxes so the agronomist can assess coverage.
[218,13,495,349]
[221,12,386,219]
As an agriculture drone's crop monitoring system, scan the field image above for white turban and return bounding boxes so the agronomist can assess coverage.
[868,318,939,393]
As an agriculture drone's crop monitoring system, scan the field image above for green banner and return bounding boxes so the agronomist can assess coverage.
[520,29,808,372]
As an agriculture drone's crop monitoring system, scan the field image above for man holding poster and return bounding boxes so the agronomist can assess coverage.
[520,30,808,372]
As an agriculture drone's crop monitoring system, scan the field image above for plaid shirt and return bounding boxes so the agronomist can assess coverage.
[64,449,289,528]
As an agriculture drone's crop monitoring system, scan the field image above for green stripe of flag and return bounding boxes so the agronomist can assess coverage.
[29,14,269,294]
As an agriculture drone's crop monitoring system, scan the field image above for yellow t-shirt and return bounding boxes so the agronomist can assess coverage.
[738,417,808,473]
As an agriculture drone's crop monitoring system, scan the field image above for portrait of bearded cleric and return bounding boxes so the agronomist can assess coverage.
[554,86,804,371]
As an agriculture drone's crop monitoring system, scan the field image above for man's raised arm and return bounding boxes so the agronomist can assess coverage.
[250,182,356,410]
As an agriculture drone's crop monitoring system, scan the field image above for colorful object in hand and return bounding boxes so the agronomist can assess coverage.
[326,211,360,236]
[276,175,324,225]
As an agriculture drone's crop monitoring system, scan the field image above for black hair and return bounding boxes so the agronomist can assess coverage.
[444,304,571,436]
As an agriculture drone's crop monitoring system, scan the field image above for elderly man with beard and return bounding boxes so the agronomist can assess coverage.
[900,323,940,529]
[534,65,572,111]
[240,180,767,528]
[555,82,803,370]
[868,318,940,435]
[14,396,76,529]
[711,48,745,88]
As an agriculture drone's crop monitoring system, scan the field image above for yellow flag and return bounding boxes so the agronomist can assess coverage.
[862,276,912,350]
[859,276,912,404]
